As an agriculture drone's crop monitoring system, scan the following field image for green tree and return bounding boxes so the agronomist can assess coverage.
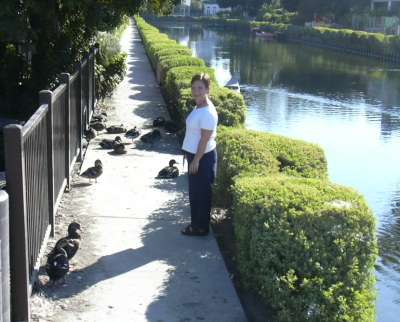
[0,0,173,117]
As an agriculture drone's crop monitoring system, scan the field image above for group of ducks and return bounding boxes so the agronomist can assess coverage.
[80,113,182,183]
[47,114,182,282]
[46,222,81,283]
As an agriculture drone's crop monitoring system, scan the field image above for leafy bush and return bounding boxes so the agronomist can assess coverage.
[164,66,216,103]
[232,175,378,322]
[158,56,205,83]
[96,52,127,100]
[256,3,297,24]
[177,86,246,127]
[214,126,327,207]
[95,23,128,100]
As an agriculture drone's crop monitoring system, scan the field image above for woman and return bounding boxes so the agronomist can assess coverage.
[181,73,218,236]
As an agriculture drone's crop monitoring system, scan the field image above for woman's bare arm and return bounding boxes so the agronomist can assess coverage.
[189,129,213,174]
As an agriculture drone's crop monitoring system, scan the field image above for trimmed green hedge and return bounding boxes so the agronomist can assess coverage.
[136,16,247,127]
[233,175,378,322]
[214,126,328,207]
[158,56,205,84]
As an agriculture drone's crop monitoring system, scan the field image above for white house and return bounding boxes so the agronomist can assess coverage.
[203,1,231,16]
[371,0,400,11]
[173,0,191,16]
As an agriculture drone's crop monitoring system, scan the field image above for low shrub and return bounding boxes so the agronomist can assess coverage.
[233,175,378,322]
[214,126,327,207]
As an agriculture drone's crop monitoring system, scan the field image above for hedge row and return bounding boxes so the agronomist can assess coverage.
[214,126,328,207]
[147,15,400,59]
[233,175,377,322]
[216,126,377,321]
[255,22,400,58]
[135,16,247,127]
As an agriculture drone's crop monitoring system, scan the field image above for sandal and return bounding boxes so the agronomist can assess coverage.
[181,224,209,236]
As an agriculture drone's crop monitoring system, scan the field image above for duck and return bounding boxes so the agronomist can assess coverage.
[163,120,181,133]
[125,126,141,141]
[106,124,127,134]
[157,159,179,179]
[46,247,69,283]
[54,222,81,260]
[140,129,161,144]
[99,136,122,149]
[113,142,127,154]
[84,128,96,141]
[153,116,165,127]
[91,112,107,122]
[80,159,103,183]
[90,121,106,131]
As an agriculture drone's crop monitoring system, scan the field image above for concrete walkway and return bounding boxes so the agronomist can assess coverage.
[32,22,247,322]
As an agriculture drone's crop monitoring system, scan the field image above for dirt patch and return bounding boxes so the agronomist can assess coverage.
[211,209,275,322]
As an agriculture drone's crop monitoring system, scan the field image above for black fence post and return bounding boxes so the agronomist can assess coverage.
[3,125,30,322]
[86,54,91,124]
[39,90,55,237]
[78,62,83,162]
[0,190,10,322]
[93,43,99,110]
[60,73,71,191]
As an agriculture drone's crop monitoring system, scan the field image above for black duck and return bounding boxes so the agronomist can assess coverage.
[157,159,179,179]
[113,142,127,154]
[54,222,81,260]
[90,121,106,131]
[84,128,96,141]
[106,124,127,134]
[46,247,69,283]
[99,136,122,149]
[140,130,161,144]
[153,116,165,127]
[80,159,103,183]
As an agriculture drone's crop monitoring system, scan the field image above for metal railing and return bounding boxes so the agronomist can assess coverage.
[3,46,97,322]
[0,191,10,322]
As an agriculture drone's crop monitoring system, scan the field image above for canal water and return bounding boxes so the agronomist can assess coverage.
[153,21,400,321]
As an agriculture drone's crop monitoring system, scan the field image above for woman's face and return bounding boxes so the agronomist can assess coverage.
[191,80,209,103]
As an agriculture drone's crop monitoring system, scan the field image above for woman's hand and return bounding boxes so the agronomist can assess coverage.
[189,158,200,174]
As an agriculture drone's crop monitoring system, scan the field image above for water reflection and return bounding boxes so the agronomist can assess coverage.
[155,21,400,321]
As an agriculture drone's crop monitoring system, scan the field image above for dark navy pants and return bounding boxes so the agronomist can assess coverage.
[185,149,217,231]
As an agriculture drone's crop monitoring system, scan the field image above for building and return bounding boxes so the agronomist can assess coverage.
[173,0,191,16]
[351,1,400,34]
[371,0,400,11]
[203,1,231,16]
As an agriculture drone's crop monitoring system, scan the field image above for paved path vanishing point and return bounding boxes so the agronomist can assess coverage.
[31,21,247,322]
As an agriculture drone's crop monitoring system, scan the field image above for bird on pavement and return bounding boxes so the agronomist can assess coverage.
[157,159,179,179]
[46,247,69,284]
[80,159,103,183]
[125,126,141,142]
[140,129,161,144]
[106,124,127,134]
[99,136,122,149]
[84,128,96,141]
[54,222,82,260]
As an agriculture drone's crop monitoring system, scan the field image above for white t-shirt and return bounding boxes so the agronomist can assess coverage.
[182,104,218,154]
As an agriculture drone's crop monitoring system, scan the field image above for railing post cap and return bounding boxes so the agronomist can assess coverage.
[4,123,23,131]
[60,72,71,82]
[0,189,8,202]
[39,89,52,95]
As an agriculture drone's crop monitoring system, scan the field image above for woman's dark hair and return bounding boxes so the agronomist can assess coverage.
[191,73,211,89]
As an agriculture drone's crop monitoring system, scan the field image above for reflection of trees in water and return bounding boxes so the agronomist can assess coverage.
[379,113,400,140]
[377,189,400,276]
[156,22,400,138]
